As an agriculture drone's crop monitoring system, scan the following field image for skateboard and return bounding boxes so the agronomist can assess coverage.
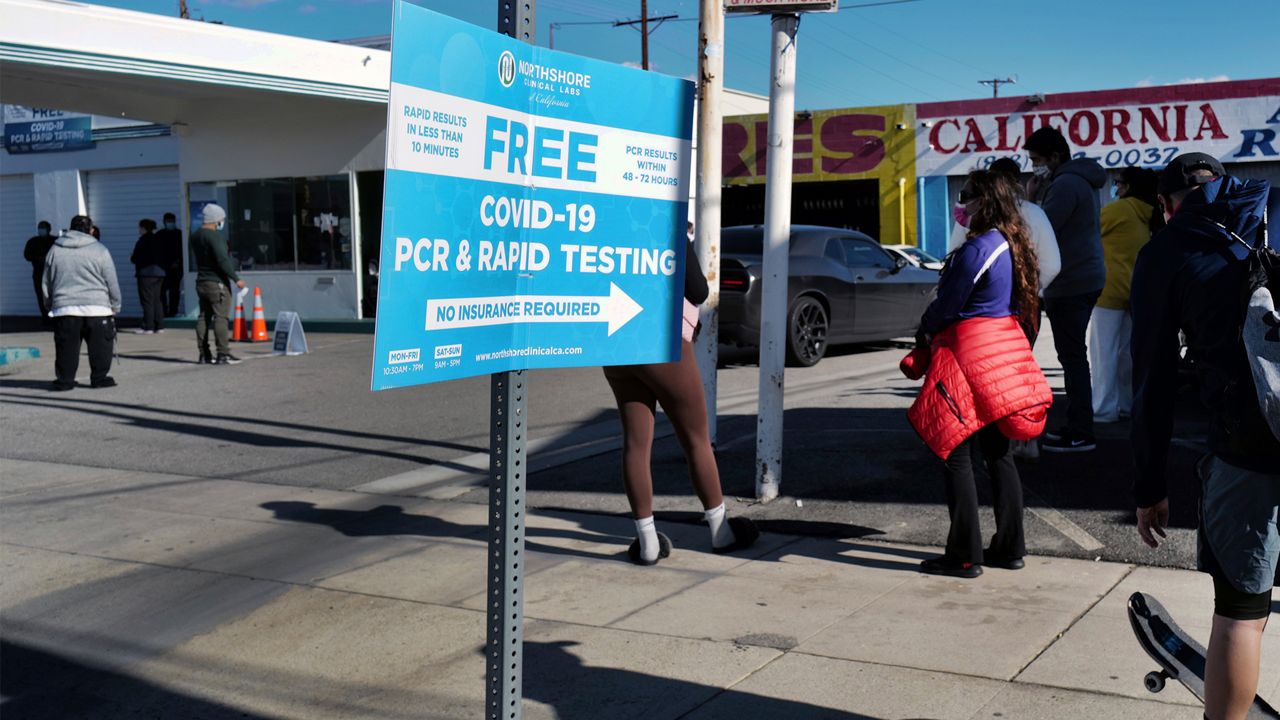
[1127,592,1280,718]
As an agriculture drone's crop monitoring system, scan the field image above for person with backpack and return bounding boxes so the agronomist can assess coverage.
[1089,167,1163,423]
[601,235,758,566]
[1130,152,1280,720]
[905,169,1053,578]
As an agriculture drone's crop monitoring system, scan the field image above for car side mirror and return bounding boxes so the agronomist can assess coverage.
[893,256,908,272]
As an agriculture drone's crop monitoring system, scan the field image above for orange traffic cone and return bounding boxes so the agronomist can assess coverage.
[231,296,247,341]
[249,287,270,342]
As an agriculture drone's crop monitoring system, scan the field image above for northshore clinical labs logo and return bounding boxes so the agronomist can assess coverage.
[498,51,516,88]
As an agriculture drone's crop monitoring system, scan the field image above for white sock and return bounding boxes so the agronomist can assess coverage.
[706,504,733,549]
[635,516,659,562]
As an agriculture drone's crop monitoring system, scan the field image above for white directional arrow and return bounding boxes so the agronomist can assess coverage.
[425,282,644,336]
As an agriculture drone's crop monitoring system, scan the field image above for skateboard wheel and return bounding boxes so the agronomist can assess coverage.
[1144,670,1167,693]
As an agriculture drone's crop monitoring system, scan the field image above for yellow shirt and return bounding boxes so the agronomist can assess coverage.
[1097,197,1154,310]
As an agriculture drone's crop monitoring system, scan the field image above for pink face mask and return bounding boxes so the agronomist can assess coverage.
[952,202,971,228]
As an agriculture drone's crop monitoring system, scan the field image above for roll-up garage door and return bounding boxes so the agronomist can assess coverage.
[1,174,38,317]
[86,166,181,317]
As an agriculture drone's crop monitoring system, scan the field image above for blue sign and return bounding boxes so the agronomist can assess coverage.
[371,3,694,390]
[3,116,94,154]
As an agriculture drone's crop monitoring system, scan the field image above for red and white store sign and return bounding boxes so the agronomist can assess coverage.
[915,89,1280,177]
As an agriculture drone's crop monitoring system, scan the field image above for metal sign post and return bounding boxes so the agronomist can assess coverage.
[491,9,533,720]
[694,0,725,443]
[753,12,799,502]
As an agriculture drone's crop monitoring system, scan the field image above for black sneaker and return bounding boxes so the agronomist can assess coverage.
[920,555,982,579]
[1042,432,1096,453]
[90,377,118,389]
[1042,427,1066,442]
[198,351,214,364]
[214,353,242,365]
[50,381,75,392]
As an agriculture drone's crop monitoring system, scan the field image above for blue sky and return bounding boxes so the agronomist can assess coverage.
[84,0,1273,109]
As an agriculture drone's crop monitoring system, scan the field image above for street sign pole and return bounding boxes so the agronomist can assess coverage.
[695,0,724,443]
[491,8,533,720]
[754,12,798,502]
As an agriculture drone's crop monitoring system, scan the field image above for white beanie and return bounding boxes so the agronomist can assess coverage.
[202,203,227,224]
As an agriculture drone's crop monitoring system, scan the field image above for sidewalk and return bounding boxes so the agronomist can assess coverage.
[4,458,1275,719]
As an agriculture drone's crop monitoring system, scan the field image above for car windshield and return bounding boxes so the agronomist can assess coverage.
[903,247,940,264]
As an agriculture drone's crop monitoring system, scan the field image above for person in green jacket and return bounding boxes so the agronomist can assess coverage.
[191,203,246,365]
[1088,167,1163,422]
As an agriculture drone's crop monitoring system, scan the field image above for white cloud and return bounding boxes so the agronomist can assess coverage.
[1136,74,1229,88]
[1177,75,1230,84]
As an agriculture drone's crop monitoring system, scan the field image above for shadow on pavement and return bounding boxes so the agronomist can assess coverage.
[522,640,928,720]
[0,390,485,453]
[260,501,630,563]
[0,639,273,720]
[0,395,483,473]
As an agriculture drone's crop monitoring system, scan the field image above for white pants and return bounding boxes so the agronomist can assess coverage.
[1088,306,1132,421]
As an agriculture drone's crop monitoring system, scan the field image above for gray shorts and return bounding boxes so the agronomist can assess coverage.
[1199,455,1280,595]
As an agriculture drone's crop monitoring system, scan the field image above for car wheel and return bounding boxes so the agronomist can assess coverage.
[786,296,828,367]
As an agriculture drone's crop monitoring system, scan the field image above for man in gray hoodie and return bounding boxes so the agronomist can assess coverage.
[43,214,122,391]
[1025,127,1108,453]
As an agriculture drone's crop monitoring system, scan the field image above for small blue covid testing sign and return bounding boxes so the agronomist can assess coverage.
[372,3,695,390]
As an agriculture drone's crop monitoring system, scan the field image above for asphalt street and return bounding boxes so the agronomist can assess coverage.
[0,324,1208,569]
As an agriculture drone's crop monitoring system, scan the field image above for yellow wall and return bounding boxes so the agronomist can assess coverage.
[723,104,918,246]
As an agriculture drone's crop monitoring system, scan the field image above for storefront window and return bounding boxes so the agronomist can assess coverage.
[187,174,352,272]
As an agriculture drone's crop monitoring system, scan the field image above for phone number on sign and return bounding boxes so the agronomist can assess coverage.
[977,146,1182,171]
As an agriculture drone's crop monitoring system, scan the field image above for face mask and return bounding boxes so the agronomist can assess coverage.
[1109,186,1118,200]
[216,221,225,231]
[165,222,176,230]
[952,202,971,229]
[1031,165,1052,179]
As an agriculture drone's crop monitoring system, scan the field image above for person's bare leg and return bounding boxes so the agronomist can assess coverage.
[1204,614,1267,720]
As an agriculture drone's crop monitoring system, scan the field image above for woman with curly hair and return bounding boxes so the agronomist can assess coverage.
[906,169,1051,578]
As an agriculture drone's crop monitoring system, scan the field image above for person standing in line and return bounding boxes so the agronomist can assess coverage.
[43,215,121,391]
[190,203,245,365]
[948,158,1060,463]
[1131,153,1279,720]
[601,235,758,565]
[1024,127,1108,453]
[23,220,56,321]
[130,218,167,334]
[156,212,184,316]
[1089,167,1162,423]
[908,169,1051,578]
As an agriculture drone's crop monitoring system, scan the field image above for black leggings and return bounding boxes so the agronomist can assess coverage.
[942,425,1025,564]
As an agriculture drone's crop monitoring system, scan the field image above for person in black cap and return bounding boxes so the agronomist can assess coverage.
[23,220,56,321]
[1130,152,1279,720]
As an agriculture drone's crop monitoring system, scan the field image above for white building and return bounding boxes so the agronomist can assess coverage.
[0,0,766,322]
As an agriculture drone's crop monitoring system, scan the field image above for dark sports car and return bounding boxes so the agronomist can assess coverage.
[718,225,939,366]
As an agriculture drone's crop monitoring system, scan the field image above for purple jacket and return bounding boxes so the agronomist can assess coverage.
[921,229,1014,336]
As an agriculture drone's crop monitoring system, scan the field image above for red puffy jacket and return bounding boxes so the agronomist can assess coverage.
[906,315,1052,460]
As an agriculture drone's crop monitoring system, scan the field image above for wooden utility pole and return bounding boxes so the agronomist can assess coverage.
[178,0,189,18]
[641,0,649,70]
[978,77,1016,98]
